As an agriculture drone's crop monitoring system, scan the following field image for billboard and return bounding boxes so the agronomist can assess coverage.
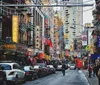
[12,15,18,43]
[97,36,100,47]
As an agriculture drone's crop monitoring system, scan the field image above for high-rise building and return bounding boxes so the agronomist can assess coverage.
[60,0,83,51]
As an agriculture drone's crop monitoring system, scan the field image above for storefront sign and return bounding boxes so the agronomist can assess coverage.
[12,15,18,43]
[3,44,16,50]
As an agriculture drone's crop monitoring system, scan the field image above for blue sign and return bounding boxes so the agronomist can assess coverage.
[97,36,100,47]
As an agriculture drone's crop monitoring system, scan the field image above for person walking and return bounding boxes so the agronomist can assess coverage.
[95,59,100,85]
[93,64,96,77]
[62,63,66,76]
[88,64,92,78]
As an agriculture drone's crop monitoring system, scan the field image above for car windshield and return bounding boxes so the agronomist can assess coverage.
[24,66,30,70]
[0,64,11,70]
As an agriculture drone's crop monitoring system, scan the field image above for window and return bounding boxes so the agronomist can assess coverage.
[0,64,11,70]
[13,64,20,69]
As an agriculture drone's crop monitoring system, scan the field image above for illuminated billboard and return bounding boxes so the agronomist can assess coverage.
[12,15,18,43]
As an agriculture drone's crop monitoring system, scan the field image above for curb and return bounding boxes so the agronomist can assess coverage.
[82,70,92,85]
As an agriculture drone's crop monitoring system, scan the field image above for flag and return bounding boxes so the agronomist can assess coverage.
[47,39,53,48]
[49,41,53,47]
[47,39,50,45]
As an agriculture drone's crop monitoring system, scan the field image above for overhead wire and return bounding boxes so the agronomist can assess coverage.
[0,0,95,14]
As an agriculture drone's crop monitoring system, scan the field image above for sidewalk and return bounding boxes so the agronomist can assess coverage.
[83,70,98,85]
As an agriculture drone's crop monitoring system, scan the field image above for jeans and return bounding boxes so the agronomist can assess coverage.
[88,70,92,78]
[62,70,65,76]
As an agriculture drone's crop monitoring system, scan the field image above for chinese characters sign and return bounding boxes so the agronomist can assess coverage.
[12,15,18,43]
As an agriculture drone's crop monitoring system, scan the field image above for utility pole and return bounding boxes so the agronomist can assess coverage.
[0,0,2,40]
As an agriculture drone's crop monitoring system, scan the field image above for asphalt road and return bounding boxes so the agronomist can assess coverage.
[22,69,90,85]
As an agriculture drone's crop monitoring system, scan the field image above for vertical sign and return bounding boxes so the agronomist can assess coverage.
[12,15,18,43]
[97,36,100,47]
[82,35,87,46]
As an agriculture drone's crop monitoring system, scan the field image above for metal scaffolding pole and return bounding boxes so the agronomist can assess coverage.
[0,4,93,7]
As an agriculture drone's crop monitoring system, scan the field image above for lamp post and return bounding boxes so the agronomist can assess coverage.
[84,23,91,46]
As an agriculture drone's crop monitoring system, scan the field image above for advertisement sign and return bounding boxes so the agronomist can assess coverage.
[82,35,87,46]
[3,44,16,50]
[97,36,100,47]
[12,15,18,43]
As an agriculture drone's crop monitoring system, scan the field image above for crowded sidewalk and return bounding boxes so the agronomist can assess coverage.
[83,70,98,85]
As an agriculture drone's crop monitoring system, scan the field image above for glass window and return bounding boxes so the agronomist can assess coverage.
[0,64,11,70]
[24,66,31,70]
[13,64,20,69]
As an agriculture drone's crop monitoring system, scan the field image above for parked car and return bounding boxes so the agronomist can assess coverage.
[23,66,38,80]
[69,63,76,70]
[33,63,49,77]
[0,61,26,84]
[0,66,7,85]
[47,65,56,73]
[56,65,62,71]
[33,65,44,78]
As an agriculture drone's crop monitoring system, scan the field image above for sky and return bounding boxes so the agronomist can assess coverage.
[83,0,95,26]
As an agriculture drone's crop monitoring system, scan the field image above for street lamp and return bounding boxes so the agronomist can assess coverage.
[84,23,91,45]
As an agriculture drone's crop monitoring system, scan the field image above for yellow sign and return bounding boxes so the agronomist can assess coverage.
[12,15,18,43]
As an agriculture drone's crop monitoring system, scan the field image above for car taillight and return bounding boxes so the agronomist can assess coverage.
[26,71,30,74]
[9,71,14,75]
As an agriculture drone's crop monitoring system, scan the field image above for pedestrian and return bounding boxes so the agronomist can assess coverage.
[88,64,92,78]
[62,63,66,76]
[95,59,100,85]
[93,64,96,77]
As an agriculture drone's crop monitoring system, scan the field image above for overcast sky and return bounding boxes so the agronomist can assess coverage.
[53,0,95,26]
[83,0,95,26]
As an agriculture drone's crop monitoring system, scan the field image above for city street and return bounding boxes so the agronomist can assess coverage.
[22,70,90,85]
